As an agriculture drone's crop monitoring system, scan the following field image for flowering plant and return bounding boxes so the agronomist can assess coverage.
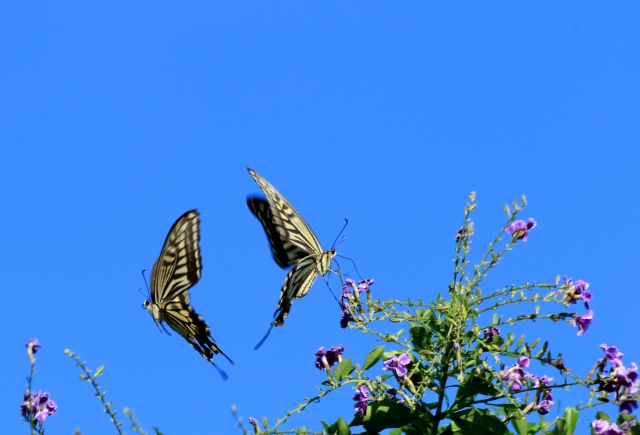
[238,193,638,434]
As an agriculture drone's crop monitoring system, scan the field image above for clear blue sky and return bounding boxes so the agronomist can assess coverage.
[2,2,639,434]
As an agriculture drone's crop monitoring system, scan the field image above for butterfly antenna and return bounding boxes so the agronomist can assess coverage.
[336,255,365,280]
[331,219,349,249]
[254,324,274,350]
[141,270,151,299]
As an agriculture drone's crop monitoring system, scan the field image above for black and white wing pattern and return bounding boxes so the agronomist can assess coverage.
[143,210,233,371]
[247,168,336,330]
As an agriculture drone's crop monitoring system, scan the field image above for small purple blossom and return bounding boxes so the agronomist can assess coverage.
[343,279,355,296]
[26,339,41,354]
[563,277,592,309]
[21,391,57,424]
[383,354,411,378]
[506,218,536,242]
[314,345,344,371]
[620,400,638,414]
[340,300,353,328]
[574,310,593,336]
[352,385,369,416]
[592,419,624,435]
[357,279,374,293]
[483,327,500,341]
[601,344,625,369]
[500,357,532,392]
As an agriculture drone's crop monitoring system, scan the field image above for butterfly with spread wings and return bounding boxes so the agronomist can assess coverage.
[247,168,337,347]
[143,210,233,375]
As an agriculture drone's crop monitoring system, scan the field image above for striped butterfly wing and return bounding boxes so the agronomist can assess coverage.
[247,168,337,330]
[163,293,230,363]
[247,168,323,256]
[150,210,202,303]
[247,198,310,268]
[272,256,322,326]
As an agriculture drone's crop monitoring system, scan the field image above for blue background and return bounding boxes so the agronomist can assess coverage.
[2,2,639,433]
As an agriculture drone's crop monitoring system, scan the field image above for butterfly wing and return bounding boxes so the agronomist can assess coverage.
[247,168,323,256]
[150,210,202,304]
[247,197,310,267]
[272,255,320,326]
[163,294,233,364]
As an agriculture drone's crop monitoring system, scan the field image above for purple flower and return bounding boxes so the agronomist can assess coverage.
[343,279,355,296]
[500,357,532,392]
[340,300,353,328]
[506,218,536,242]
[357,279,374,293]
[563,277,592,309]
[620,400,638,414]
[483,327,500,340]
[352,385,369,416]
[537,399,551,415]
[326,345,345,366]
[26,339,41,354]
[601,344,624,369]
[574,310,593,336]
[315,345,344,370]
[592,419,624,435]
[20,391,57,424]
[383,354,411,378]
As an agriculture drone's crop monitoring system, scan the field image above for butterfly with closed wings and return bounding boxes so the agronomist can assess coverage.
[247,168,338,349]
[142,210,233,377]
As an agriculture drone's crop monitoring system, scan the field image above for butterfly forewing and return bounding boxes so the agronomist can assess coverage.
[247,198,310,267]
[150,210,201,303]
[248,168,323,255]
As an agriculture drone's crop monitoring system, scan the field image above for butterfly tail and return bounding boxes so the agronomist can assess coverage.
[254,324,275,350]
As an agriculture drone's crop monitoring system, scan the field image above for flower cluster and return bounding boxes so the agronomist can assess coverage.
[383,354,411,378]
[500,356,553,414]
[352,385,369,416]
[314,345,345,371]
[595,345,639,412]
[20,391,57,424]
[506,218,536,242]
[592,419,637,435]
[340,278,375,328]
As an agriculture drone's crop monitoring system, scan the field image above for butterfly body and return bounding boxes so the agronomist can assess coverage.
[247,169,337,329]
[143,210,232,369]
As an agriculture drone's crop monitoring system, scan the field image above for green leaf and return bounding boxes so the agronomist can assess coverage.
[388,429,403,435]
[594,411,611,423]
[449,408,509,435]
[362,346,385,371]
[349,398,420,432]
[152,428,165,435]
[262,416,268,430]
[511,418,528,435]
[335,358,355,381]
[454,376,502,410]
[410,326,432,351]
[563,407,578,434]
[325,417,351,435]
[94,365,104,377]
